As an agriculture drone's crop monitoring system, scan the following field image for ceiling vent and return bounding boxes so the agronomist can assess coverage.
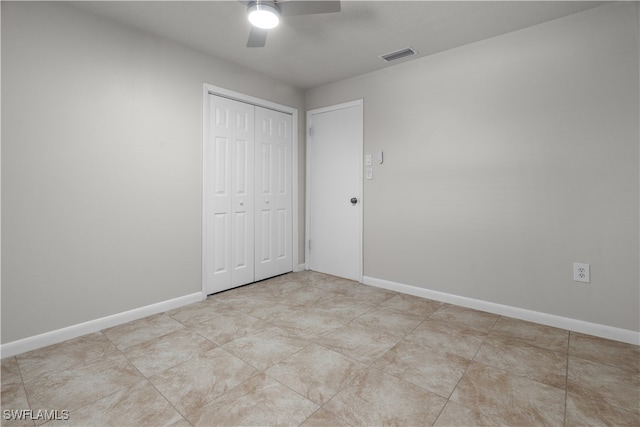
[379,47,417,62]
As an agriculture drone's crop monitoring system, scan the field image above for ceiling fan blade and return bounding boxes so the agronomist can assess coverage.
[279,1,341,17]
[247,27,269,47]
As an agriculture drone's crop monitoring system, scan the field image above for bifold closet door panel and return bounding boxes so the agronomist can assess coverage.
[254,106,293,282]
[205,95,255,294]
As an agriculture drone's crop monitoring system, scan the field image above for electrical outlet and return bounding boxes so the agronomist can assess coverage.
[573,263,590,283]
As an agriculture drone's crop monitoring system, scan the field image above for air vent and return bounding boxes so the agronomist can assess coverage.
[379,47,417,62]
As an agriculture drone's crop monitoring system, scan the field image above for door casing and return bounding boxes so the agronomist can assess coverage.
[202,84,299,296]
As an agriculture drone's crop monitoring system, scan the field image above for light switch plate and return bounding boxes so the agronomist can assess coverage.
[365,154,372,166]
[366,167,373,180]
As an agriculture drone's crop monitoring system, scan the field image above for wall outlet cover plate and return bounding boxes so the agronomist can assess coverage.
[573,262,590,283]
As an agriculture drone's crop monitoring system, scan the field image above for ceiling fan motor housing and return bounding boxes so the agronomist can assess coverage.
[248,1,281,30]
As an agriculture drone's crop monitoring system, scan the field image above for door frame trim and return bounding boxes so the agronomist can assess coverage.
[202,83,299,295]
[305,99,363,282]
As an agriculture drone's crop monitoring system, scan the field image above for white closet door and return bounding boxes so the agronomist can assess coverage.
[204,95,255,294]
[254,106,293,281]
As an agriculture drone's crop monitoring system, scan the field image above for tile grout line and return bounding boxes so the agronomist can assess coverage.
[225,285,375,425]
[13,356,37,427]
[308,372,359,427]
[19,339,141,425]
[285,278,407,425]
[110,319,216,425]
[135,318,231,425]
[452,331,487,398]
[436,317,497,425]
[143,364,196,426]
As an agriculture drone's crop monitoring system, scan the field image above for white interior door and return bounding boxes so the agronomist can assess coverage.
[204,95,255,294]
[255,106,293,281]
[307,100,363,281]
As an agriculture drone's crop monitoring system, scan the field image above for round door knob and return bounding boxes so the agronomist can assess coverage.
[350,197,358,205]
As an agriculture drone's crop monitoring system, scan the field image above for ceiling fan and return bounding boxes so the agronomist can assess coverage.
[244,0,341,48]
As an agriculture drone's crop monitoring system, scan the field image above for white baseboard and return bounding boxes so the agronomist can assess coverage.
[295,263,307,272]
[1,292,205,358]
[363,276,639,346]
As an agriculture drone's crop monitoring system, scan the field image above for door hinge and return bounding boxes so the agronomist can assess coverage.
[308,126,313,136]
[308,240,311,251]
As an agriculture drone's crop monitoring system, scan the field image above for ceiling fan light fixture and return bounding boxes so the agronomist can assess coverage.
[248,2,280,30]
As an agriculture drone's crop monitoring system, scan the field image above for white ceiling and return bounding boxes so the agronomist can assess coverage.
[70,1,607,90]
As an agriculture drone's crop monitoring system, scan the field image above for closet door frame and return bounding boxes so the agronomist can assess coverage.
[202,83,300,296]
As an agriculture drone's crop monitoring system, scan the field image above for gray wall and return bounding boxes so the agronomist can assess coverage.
[1,1,305,343]
[2,1,638,345]
[306,3,639,332]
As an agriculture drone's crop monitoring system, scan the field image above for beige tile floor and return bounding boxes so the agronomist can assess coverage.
[2,271,639,426]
